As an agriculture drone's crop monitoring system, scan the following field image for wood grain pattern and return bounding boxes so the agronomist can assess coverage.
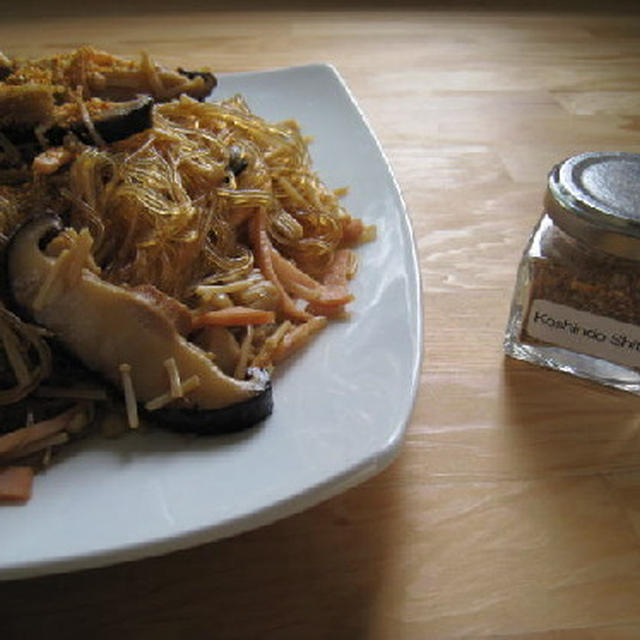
[3,3,640,638]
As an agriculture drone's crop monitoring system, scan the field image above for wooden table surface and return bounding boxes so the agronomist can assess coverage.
[3,2,640,638]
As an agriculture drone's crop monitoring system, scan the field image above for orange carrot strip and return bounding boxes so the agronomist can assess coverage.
[269,248,318,288]
[272,316,328,364]
[291,281,353,307]
[0,466,34,502]
[3,432,70,462]
[306,300,348,318]
[341,218,365,245]
[271,248,353,307]
[193,306,276,329]
[250,207,311,322]
[323,249,354,287]
[306,250,356,316]
[0,405,79,457]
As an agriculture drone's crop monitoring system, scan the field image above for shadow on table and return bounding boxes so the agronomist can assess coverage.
[0,457,405,639]
[481,359,640,633]
[502,355,640,476]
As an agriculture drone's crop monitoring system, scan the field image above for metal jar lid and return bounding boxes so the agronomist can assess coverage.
[545,151,640,260]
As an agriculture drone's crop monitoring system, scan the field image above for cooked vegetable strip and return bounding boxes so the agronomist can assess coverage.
[252,320,292,368]
[324,248,356,285]
[192,307,275,329]
[341,218,376,245]
[276,175,311,209]
[73,88,106,147]
[195,272,262,295]
[0,404,81,457]
[250,206,311,322]
[164,357,182,398]
[41,445,53,467]
[270,248,354,307]
[272,316,328,365]
[64,228,95,285]
[307,249,357,316]
[119,363,139,429]
[234,325,254,380]
[270,248,318,288]
[3,431,69,461]
[145,374,200,411]
[0,466,34,502]
[33,228,95,308]
[140,51,165,100]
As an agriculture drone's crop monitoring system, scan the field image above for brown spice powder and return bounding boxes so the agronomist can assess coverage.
[521,256,640,347]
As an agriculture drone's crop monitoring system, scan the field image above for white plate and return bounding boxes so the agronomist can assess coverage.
[0,64,422,580]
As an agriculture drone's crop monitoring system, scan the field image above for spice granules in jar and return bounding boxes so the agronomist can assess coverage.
[504,151,640,393]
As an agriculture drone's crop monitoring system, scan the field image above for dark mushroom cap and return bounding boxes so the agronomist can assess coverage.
[148,369,273,435]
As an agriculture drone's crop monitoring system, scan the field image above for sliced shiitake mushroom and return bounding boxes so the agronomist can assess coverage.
[5,216,273,433]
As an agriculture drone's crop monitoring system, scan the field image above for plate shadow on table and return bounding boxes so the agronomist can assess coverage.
[0,454,406,639]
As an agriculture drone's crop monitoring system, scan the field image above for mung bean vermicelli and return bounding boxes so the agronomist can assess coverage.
[0,47,374,502]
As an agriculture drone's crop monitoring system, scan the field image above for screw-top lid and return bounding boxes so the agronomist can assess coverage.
[545,152,640,260]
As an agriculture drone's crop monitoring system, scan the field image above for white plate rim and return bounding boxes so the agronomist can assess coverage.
[1,63,423,581]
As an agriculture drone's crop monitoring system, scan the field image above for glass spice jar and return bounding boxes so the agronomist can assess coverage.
[504,151,640,393]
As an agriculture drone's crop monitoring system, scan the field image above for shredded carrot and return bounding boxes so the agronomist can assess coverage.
[305,301,348,318]
[271,248,354,308]
[0,466,34,502]
[3,431,69,462]
[193,306,275,329]
[251,320,291,368]
[306,249,355,316]
[269,247,318,289]
[250,206,311,322]
[0,405,80,457]
[341,218,365,245]
[272,316,328,364]
[322,249,355,287]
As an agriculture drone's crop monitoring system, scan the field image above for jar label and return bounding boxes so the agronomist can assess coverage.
[526,299,640,368]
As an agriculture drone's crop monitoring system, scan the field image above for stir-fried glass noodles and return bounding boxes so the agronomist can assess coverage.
[0,48,374,502]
